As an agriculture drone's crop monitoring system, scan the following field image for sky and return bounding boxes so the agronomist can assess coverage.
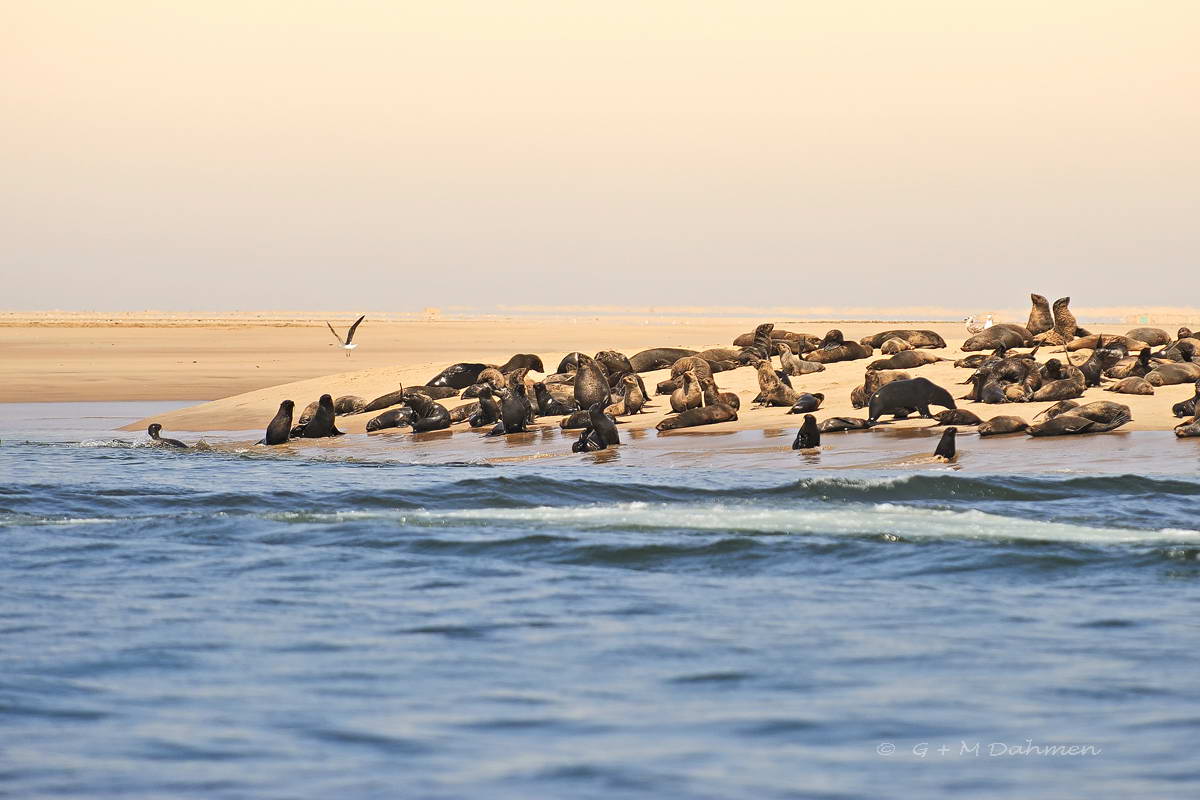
[3,1,1197,312]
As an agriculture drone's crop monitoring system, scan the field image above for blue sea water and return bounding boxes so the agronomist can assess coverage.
[2,402,1199,799]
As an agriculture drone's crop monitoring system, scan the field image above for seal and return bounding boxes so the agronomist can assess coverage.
[977,415,1029,436]
[1175,415,1200,438]
[587,403,620,446]
[859,329,947,349]
[804,329,873,364]
[754,360,799,407]
[961,324,1032,351]
[733,329,821,353]
[1031,297,1077,346]
[1030,359,1085,401]
[426,363,491,390]
[1172,380,1200,418]
[867,351,945,371]
[571,425,603,452]
[931,409,982,426]
[363,388,408,413]
[1025,293,1053,336]
[1027,401,1131,436]
[595,351,635,380]
[735,323,777,360]
[333,395,367,415]
[700,376,740,410]
[933,427,957,462]
[366,407,415,431]
[489,385,532,435]
[406,392,452,433]
[1073,337,1126,387]
[671,370,705,413]
[604,375,645,416]
[408,386,460,401]
[818,417,873,432]
[296,399,320,426]
[467,386,502,428]
[573,354,612,410]
[260,400,294,445]
[851,370,911,409]
[1124,327,1171,347]
[655,403,738,431]
[629,348,698,372]
[777,343,825,376]
[880,337,914,355]
[1106,377,1154,395]
[449,402,478,424]
[534,382,576,415]
[1146,361,1200,386]
[787,393,824,414]
[499,354,545,373]
[559,410,592,430]
[1066,334,1147,353]
[294,394,344,438]
[147,423,186,448]
[867,377,956,422]
[1107,348,1155,380]
[791,414,820,450]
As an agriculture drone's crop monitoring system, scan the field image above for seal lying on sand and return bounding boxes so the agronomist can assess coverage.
[791,414,820,450]
[656,403,738,431]
[147,423,187,448]
[787,393,824,413]
[260,400,294,445]
[363,388,408,413]
[867,378,956,422]
[629,348,698,372]
[931,409,982,426]
[859,329,947,349]
[778,342,825,376]
[426,363,491,390]
[333,396,367,415]
[804,330,873,364]
[1106,377,1154,395]
[867,351,944,371]
[1124,327,1171,347]
[977,415,1028,436]
[366,407,415,431]
[1026,401,1131,436]
[406,393,451,433]
[1146,361,1200,386]
[961,324,1032,351]
[880,337,914,354]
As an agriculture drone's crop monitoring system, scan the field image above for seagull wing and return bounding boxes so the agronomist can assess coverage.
[345,314,366,344]
[326,322,345,345]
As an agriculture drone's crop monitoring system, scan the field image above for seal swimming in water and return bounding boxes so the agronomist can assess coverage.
[147,423,187,448]
[294,394,343,438]
[787,393,824,413]
[629,348,698,372]
[867,378,956,423]
[573,354,611,410]
[656,403,738,431]
[933,427,957,462]
[1025,294,1053,336]
[818,417,873,432]
[977,415,1028,436]
[366,407,415,431]
[260,400,294,445]
[791,414,820,450]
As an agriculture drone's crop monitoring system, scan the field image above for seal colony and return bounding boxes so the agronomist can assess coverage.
[127,299,1199,457]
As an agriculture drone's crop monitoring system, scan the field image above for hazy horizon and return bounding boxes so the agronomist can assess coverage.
[5,1,1197,311]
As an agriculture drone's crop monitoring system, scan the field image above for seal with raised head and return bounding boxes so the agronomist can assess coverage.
[867,378,956,422]
[787,393,824,414]
[499,354,544,373]
[656,403,738,431]
[147,423,187,448]
[534,382,576,415]
[699,376,740,410]
[1032,297,1077,346]
[1172,380,1200,418]
[296,394,343,438]
[754,360,799,407]
[406,392,452,433]
[791,414,820,451]
[573,354,612,410]
[1026,293,1053,336]
[805,329,873,364]
[587,403,620,446]
[571,425,603,452]
[488,386,532,435]
[933,427,957,462]
[595,351,635,380]
[670,370,704,413]
[977,415,1028,436]
[604,375,645,416]
[467,386,502,428]
[260,400,294,445]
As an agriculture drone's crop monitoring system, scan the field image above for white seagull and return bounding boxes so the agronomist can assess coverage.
[964,316,985,335]
[326,314,366,357]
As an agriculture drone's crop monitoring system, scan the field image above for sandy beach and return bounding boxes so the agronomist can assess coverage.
[2,312,1194,437]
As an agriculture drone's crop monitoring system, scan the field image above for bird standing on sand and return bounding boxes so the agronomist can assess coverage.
[964,316,985,335]
[326,315,366,357]
[983,314,994,329]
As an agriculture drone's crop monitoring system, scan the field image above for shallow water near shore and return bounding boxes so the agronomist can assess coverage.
[3,402,1200,799]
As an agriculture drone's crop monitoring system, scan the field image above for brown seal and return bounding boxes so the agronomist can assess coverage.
[604,375,646,416]
[867,351,944,370]
[670,370,705,413]
[859,330,947,349]
[880,337,914,354]
[754,360,799,407]
[977,415,1028,436]
[1106,377,1155,395]
[656,403,738,431]
[1025,294,1053,336]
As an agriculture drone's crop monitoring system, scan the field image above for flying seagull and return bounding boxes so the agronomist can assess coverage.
[327,314,366,357]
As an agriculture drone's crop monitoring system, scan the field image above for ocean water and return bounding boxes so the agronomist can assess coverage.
[2,402,1200,799]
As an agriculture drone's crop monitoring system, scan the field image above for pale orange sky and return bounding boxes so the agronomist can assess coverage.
[3,1,1197,310]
